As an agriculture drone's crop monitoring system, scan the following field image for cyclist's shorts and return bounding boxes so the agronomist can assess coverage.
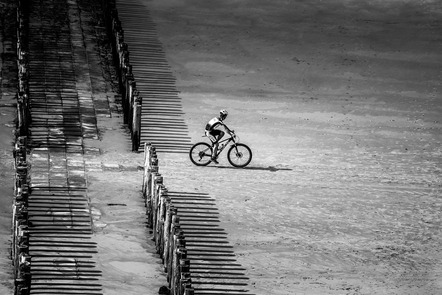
[206,130,222,143]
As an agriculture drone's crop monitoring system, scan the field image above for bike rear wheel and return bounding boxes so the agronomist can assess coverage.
[189,142,212,166]
[227,143,252,168]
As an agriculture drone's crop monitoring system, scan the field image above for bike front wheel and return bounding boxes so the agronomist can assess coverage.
[227,143,252,168]
[189,142,212,166]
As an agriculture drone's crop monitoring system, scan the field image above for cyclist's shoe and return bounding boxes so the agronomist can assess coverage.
[211,157,219,164]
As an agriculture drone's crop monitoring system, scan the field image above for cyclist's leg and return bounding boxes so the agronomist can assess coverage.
[206,131,219,163]
[206,131,216,156]
[217,131,225,141]
[212,131,224,159]
[206,131,215,143]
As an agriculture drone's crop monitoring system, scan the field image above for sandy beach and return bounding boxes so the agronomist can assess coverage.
[1,0,441,294]
[145,0,442,294]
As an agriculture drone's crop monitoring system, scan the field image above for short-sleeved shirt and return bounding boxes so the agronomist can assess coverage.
[205,117,224,132]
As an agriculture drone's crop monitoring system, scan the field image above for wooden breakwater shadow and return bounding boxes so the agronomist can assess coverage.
[25,147,103,294]
[167,191,254,295]
[104,0,193,154]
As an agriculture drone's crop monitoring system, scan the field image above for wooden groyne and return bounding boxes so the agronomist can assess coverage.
[12,0,103,293]
[143,143,254,295]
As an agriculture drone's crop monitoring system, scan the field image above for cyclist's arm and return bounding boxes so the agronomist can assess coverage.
[222,123,233,134]
[213,121,233,134]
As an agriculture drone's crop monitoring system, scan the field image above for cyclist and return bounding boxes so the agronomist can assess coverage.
[205,109,233,164]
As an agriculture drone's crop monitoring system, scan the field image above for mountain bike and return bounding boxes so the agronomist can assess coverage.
[189,131,252,168]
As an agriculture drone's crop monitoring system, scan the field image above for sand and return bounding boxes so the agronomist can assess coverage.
[1,0,441,294]
[144,0,442,294]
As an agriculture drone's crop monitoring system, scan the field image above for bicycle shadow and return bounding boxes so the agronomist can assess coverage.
[214,165,292,172]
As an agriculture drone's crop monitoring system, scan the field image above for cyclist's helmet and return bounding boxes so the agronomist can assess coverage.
[220,109,228,120]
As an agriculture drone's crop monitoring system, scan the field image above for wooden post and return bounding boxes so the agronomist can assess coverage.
[170,226,185,295]
[118,41,126,69]
[14,163,27,197]
[178,258,190,295]
[162,203,173,271]
[144,145,158,199]
[15,185,29,207]
[152,174,163,242]
[17,93,30,136]
[128,87,137,132]
[180,273,191,295]
[17,225,29,255]
[156,185,167,254]
[22,94,30,132]
[15,252,31,295]
[173,245,186,295]
[170,236,178,293]
[131,93,142,152]
[14,136,27,168]
[145,156,158,226]
[142,142,151,197]
[167,214,179,281]
[164,206,176,273]
[120,61,128,98]
[124,74,134,124]
[148,157,159,195]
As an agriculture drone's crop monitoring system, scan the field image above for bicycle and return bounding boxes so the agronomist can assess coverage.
[189,131,252,168]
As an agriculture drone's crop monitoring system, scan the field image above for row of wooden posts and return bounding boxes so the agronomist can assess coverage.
[16,0,30,138]
[142,143,195,295]
[13,1,31,294]
[101,2,196,293]
[101,0,142,152]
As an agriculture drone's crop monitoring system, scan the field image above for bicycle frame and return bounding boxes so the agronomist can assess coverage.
[213,137,234,157]
[208,133,238,157]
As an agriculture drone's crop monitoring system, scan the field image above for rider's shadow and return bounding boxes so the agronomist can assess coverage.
[215,165,292,172]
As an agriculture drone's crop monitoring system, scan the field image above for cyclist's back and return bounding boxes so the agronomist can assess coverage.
[205,116,223,133]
